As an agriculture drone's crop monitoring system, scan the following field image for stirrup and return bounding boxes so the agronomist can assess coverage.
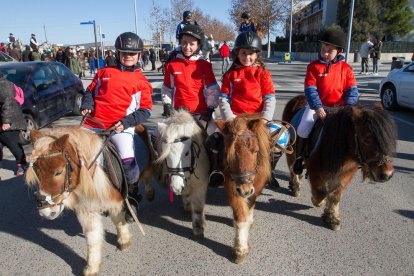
[209,170,225,187]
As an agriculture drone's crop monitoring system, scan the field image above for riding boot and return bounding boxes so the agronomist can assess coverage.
[270,151,282,188]
[122,158,141,223]
[161,103,171,117]
[205,132,225,187]
[293,137,307,175]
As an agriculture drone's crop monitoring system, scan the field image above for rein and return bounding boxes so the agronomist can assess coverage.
[228,132,259,185]
[354,133,391,168]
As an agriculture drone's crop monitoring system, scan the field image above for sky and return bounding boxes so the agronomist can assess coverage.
[2,0,233,46]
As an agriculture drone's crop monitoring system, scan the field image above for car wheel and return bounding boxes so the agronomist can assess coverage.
[381,84,399,111]
[19,114,38,145]
[72,93,83,115]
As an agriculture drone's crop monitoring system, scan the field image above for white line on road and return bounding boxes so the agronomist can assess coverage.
[391,115,414,127]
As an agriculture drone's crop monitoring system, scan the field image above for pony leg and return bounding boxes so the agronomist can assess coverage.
[110,211,132,251]
[77,211,103,276]
[231,198,251,264]
[189,183,207,239]
[286,153,302,197]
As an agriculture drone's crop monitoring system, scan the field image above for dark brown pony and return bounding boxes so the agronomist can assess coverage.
[283,95,397,230]
[216,113,271,264]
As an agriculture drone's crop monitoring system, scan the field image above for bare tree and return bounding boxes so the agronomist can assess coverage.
[229,0,293,57]
[149,0,170,46]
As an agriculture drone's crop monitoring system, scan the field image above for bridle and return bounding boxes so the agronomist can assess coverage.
[32,150,75,209]
[162,136,201,182]
[228,132,259,185]
[354,133,392,168]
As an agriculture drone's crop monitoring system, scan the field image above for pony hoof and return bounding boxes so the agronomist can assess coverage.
[193,233,204,242]
[83,265,100,276]
[322,213,341,231]
[269,177,280,188]
[233,252,247,264]
[119,240,131,251]
[288,180,300,197]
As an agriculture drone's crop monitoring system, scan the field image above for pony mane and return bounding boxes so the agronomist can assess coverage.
[319,105,397,174]
[26,127,112,203]
[156,109,204,162]
[226,114,271,177]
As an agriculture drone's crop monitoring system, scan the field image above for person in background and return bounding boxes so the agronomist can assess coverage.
[29,47,41,61]
[176,11,194,42]
[0,43,8,54]
[0,72,28,177]
[239,12,256,33]
[88,52,97,75]
[67,49,82,78]
[105,50,117,67]
[149,48,156,71]
[219,41,230,74]
[30,34,39,51]
[359,37,373,74]
[7,33,16,47]
[9,44,21,61]
[22,45,31,62]
[371,38,382,76]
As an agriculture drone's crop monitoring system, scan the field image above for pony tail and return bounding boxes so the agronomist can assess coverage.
[25,165,40,186]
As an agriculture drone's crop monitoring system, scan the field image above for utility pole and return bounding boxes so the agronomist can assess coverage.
[134,0,138,35]
[288,0,293,54]
[43,23,48,43]
[345,0,355,63]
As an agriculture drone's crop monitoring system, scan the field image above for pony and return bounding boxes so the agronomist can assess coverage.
[283,95,397,230]
[215,113,271,264]
[155,109,209,239]
[25,126,154,276]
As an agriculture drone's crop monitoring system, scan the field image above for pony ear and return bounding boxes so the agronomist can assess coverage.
[350,106,364,122]
[372,102,384,111]
[53,134,70,151]
[247,118,263,132]
[30,129,43,143]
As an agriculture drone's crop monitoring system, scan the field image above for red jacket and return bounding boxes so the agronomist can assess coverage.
[219,44,230,58]
[221,66,275,115]
[162,54,219,114]
[84,67,152,129]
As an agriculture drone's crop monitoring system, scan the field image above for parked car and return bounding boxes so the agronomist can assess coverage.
[0,51,17,63]
[0,61,85,144]
[379,61,414,111]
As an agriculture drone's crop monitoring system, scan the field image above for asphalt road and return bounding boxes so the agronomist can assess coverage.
[0,60,413,275]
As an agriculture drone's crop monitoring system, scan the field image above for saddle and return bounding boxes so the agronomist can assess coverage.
[102,141,128,199]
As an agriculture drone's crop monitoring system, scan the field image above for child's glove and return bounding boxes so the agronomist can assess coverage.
[200,107,215,122]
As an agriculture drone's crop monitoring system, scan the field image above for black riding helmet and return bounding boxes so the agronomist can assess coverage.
[318,29,346,50]
[241,12,251,19]
[115,32,143,53]
[179,24,204,45]
[183,10,192,20]
[234,31,261,52]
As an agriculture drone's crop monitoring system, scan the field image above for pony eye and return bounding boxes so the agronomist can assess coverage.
[55,170,63,176]
[185,151,190,157]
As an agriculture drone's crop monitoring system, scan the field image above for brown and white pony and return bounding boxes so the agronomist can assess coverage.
[216,114,271,264]
[283,95,397,230]
[25,127,153,276]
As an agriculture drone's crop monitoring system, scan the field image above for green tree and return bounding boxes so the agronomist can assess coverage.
[337,0,413,41]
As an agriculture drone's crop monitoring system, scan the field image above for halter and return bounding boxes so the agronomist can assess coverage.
[32,150,74,209]
[354,133,392,168]
[162,136,201,182]
[228,132,259,185]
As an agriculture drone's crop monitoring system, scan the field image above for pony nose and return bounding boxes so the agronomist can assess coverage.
[378,172,393,182]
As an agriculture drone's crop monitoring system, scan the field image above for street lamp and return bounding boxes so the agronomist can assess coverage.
[80,20,100,69]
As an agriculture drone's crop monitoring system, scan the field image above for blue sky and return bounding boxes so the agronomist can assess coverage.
[2,0,233,46]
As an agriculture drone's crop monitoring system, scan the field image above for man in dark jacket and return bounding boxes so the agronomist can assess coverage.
[22,45,31,62]
[0,73,28,176]
[105,50,117,67]
[149,48,156,71]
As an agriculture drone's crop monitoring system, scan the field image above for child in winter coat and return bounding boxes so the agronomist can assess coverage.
[161,24,222,186]
[80,32,153,209]
[293,28,359,175]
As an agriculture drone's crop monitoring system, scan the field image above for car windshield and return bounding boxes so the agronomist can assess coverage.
[0,52,14,62]
[0,66,31,88]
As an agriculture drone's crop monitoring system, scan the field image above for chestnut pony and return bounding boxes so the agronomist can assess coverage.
[283,95,397,230]
[216,114,271,264]
[25,127,154,276]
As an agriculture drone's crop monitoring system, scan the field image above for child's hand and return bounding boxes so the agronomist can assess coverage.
[81,109,91,116]
[2,123,10,131]
[114,121,124,133]
[316,108,326,119]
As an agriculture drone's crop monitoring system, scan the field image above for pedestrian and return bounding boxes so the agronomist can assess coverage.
[141,49,149,70]
[8,44,22,61]
[80,32,153,211]
[161,24,222,186]
[0,72,28,177]
[176,10,193,42]
[239,12,257,33]
[0,43,8,54]
[29,47,41,61]
[105,50,117,67]
[292,28,359,174]
[219,41,230,74]
[149,48,156,71]
[22,45,31,62]
[157,48,168,73]
[67,49,82,77]
[30,34,39,51]
[371,38,382,75]
[55,48,65,63]
[359,37,373,74]
[88,52,97,75]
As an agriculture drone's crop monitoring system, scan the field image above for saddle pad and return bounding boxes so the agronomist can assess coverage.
[102,141,128,199]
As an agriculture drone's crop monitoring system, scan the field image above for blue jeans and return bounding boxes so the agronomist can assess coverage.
[222,57,230,73]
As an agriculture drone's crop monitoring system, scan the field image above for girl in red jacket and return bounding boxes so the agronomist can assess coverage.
[219,31,276,124]
[161,24,222,186]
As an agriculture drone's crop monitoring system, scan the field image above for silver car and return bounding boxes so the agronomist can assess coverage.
[379,62,414,110]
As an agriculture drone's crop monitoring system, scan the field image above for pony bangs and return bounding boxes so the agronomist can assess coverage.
[25,165,40,187]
